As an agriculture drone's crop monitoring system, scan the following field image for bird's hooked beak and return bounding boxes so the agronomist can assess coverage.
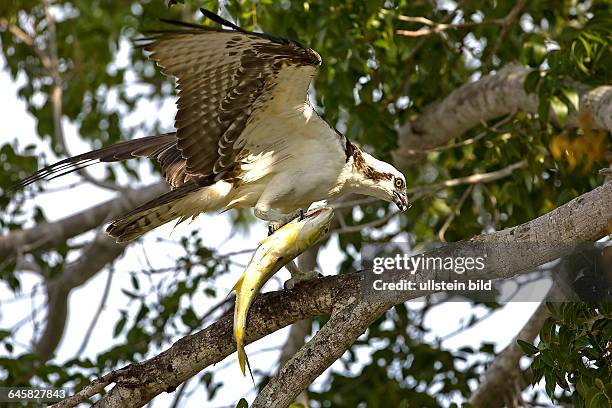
[393,191,410,212]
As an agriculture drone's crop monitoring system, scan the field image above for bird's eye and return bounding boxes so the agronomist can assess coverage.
[394,178,405,189]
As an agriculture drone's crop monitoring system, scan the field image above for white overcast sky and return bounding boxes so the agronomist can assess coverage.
[0,51,546,407]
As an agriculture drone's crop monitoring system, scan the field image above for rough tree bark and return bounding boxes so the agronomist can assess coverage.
[393,63,612,167]
[275,248,320,407]
[469,299,550,408]
[0,182,166,260]
[51,180,611,408]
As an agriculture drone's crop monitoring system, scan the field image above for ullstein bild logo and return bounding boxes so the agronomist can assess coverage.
[371,279,492,292]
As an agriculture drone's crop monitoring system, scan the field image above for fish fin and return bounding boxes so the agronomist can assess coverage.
[237,343,254,382]
[227,273,245,298]
[246,352,254,383]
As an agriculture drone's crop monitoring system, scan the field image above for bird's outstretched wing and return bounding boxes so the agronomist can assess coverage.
[141,8,322,180]
[11,9,323,192]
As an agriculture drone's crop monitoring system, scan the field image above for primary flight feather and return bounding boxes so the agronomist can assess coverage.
[13,9,409,241]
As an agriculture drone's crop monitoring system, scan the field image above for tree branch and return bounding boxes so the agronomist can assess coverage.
[469,300,549,408]
[396,0,526,39]
[393,63,612,167]
[33,233,127,361]
[0,20,52,69]
[252,300,389,408]
[52,180,611,408]
[275,249,319,407]
[41,0,124,192]
[486,0,528,67]
[74,268,114,357]
[413,160,527,196]
[334,160,526,235]
[0,182,167,261]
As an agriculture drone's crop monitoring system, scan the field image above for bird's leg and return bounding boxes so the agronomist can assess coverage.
[283,260,321,290]
[255,208,303,235]
[254,181,306,234]
[254,206,286,235]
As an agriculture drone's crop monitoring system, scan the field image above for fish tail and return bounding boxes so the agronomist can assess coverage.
[232,272,255,380]
[236,341,254,381]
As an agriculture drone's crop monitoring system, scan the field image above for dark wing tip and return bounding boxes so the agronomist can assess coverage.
[199,8,245,32]
[199,7,313,49]
[7,156,97,193]
[135,17,225,50]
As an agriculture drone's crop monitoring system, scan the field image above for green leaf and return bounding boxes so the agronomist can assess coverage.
[130,274,140,290]
[0,329,11,341]
[551,96,569,125]
[538,100,551,123]
[545,371,556,398]
[113,313,127,338]
[561,88,580,112]
[586,392,605,408]
[517,340,539,356]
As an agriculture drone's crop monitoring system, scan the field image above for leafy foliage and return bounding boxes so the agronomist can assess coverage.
[0,0,610,406]
[523,303,611,407]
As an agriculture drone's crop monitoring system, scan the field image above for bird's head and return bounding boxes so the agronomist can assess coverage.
[348,147,410,211]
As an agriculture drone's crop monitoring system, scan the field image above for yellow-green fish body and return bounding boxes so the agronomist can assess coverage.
[231,207,334,377]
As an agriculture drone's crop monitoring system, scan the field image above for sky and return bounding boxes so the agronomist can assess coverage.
[0,53,548,407]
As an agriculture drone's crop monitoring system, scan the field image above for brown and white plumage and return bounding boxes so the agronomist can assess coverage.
[13,9,409,242]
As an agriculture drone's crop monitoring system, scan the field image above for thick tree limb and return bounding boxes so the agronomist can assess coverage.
[469,300,550,408]
[83,275,357,408]
[257,181,611,407]
[0,182,167,261]
[53,180,611,408]
[252,300,390,408]
[393,63,612,167]
[33,233,128,361]
[275,249,319,407]
[275,319,311,406]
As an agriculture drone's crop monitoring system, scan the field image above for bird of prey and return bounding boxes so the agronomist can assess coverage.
[14,9,409,242]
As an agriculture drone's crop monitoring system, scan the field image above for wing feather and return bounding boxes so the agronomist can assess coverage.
[9,134,192,191]
[141,10,322,180]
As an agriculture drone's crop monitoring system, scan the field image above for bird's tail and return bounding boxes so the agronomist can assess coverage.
[106,181,230,242]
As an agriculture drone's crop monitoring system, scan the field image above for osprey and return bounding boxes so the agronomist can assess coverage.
[14,9,409,242]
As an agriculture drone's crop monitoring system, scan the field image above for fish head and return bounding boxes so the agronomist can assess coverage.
[295,207,334,249]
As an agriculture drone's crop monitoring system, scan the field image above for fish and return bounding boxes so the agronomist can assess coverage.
[231,206,334,378]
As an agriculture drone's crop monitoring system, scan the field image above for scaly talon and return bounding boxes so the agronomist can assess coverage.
[284,268,320,290]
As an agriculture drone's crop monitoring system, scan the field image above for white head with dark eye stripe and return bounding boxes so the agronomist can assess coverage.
[348,147,410,211]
